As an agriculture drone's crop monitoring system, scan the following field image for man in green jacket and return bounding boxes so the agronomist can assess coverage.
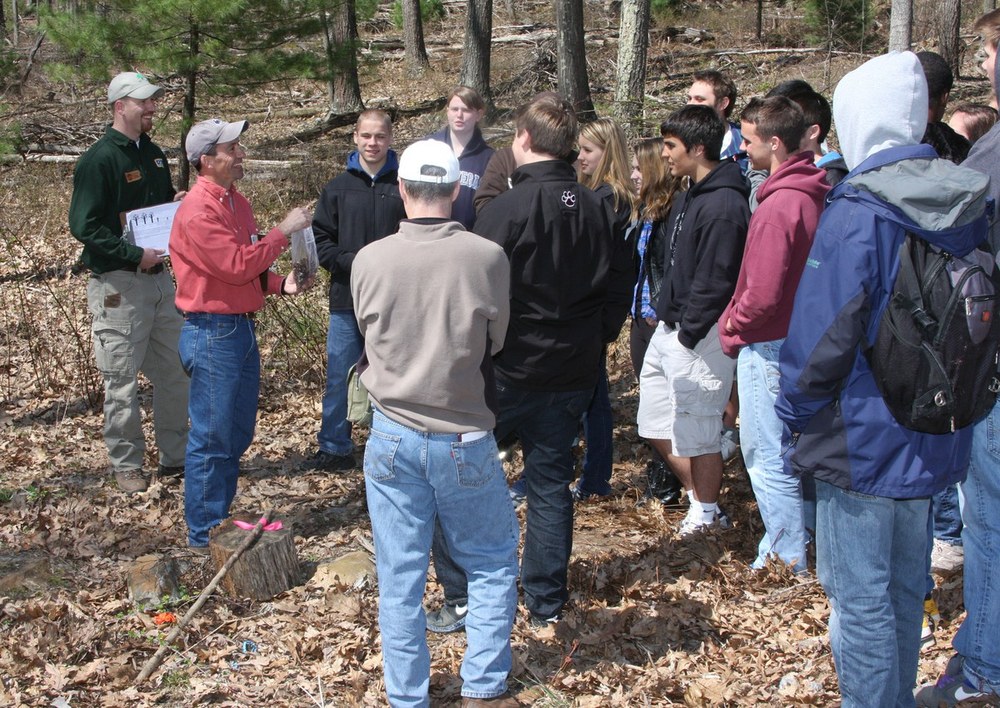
[68,71,189,494]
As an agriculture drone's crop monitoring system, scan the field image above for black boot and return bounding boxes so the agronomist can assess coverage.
[641,460,683,506]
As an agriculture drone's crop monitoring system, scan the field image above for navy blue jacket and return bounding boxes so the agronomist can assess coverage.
[313,150,406,311]
[427,126,494,230]
[776,144,988,497]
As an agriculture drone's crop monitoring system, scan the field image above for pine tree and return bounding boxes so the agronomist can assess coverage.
[44,0,329,185]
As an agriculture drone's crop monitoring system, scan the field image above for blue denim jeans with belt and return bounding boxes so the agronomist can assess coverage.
[179,313,259,547]
[365,409,518,706]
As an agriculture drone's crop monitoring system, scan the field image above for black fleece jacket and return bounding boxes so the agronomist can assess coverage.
[475,159,632,391]
[656,160,749,349]
[313,151,406,311]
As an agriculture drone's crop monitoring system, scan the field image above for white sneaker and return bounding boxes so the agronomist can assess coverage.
[678,509,729,538]
[930,540,964,574]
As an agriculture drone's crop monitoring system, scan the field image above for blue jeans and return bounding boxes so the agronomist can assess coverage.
[432,382,592,619]
[179,314,260,547]
[579,353,613,495]
[931,485,963,544]
[318,311,363,455]
[953,400,1000,695]
[365,410,519,706]
[816,480,928,708]
[738,340,806,573]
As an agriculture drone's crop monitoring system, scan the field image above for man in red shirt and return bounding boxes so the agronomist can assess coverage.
[169,118,313,551]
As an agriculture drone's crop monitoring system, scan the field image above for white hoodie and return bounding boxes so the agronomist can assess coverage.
[832,51,929,171]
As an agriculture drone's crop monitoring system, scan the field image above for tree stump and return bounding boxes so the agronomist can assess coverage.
[209,516,299,600]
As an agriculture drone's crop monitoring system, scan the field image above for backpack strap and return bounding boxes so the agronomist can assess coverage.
[897,233,938,335]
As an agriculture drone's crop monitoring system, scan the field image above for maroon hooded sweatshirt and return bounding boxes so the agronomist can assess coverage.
[719,150,830,357]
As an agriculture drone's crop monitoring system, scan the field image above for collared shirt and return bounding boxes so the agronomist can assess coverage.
[632,219,657,320]
[170,176,287,314]
[69,126,177,274]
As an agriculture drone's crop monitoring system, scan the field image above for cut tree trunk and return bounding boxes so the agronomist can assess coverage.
[210,517,299,600]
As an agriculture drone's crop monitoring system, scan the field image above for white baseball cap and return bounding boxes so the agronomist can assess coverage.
[107,71,164,104]
[186,118,250,165]
[398,140,461,183]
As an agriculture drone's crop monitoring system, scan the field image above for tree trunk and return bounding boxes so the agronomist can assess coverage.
[329,0,364,115]
[888,0,912,52]
[401,0,430,71]
[460,0,493,108]
[210,518,299,601]
[613,0,649,130]
[178,23,199,188]
[555,0,595,121]
[938,0,961,78]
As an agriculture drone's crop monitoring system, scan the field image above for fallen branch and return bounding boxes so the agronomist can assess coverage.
[134,509,273,686]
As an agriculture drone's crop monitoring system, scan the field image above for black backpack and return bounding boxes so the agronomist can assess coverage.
[865,233,1000,434]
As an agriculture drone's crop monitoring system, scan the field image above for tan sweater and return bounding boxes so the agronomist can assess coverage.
[351,219,510,432]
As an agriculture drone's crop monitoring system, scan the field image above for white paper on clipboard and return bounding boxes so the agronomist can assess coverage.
[124,201,181,255]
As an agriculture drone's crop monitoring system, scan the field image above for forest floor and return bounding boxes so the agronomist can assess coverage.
[0,0,987,704]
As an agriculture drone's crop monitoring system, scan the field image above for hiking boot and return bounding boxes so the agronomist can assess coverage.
[931,540,964,574]
[300,450,355,472]
[426,603,467,633]
[461,693,521,707]
[188,545,210,556]
[113,468,149,494]
[922,596,941,647]
[721,426,741,463]
[638,460,683,506]
[157,464,184,478]
[915,668,999,706]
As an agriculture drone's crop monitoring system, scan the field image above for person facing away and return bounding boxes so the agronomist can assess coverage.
[426,85,495,230]
[352,138,518,708]
[916,50,971,165]
[636,104,749,538]
[426,91,632,634]
[718,95,829,574]
[302,110,407,474]
[169,118,314,551]
[68,71,190,495]
[776,50,989,708]
[947,102,999,144]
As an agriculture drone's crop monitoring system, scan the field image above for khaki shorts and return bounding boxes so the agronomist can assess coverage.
[637,322,735,457]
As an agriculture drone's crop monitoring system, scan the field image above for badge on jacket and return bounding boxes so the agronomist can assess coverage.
[125,170,141,183]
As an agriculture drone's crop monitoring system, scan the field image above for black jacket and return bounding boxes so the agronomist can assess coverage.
[475,160,632,391]
[313,150,407,311]
[656,160,749,349]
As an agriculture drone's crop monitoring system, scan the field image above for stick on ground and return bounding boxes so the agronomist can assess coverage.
[134,509,273,686]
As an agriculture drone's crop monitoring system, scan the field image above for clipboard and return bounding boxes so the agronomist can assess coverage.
[123,201,181,254]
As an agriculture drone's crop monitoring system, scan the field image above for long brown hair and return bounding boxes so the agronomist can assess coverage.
[634,137,679,222]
